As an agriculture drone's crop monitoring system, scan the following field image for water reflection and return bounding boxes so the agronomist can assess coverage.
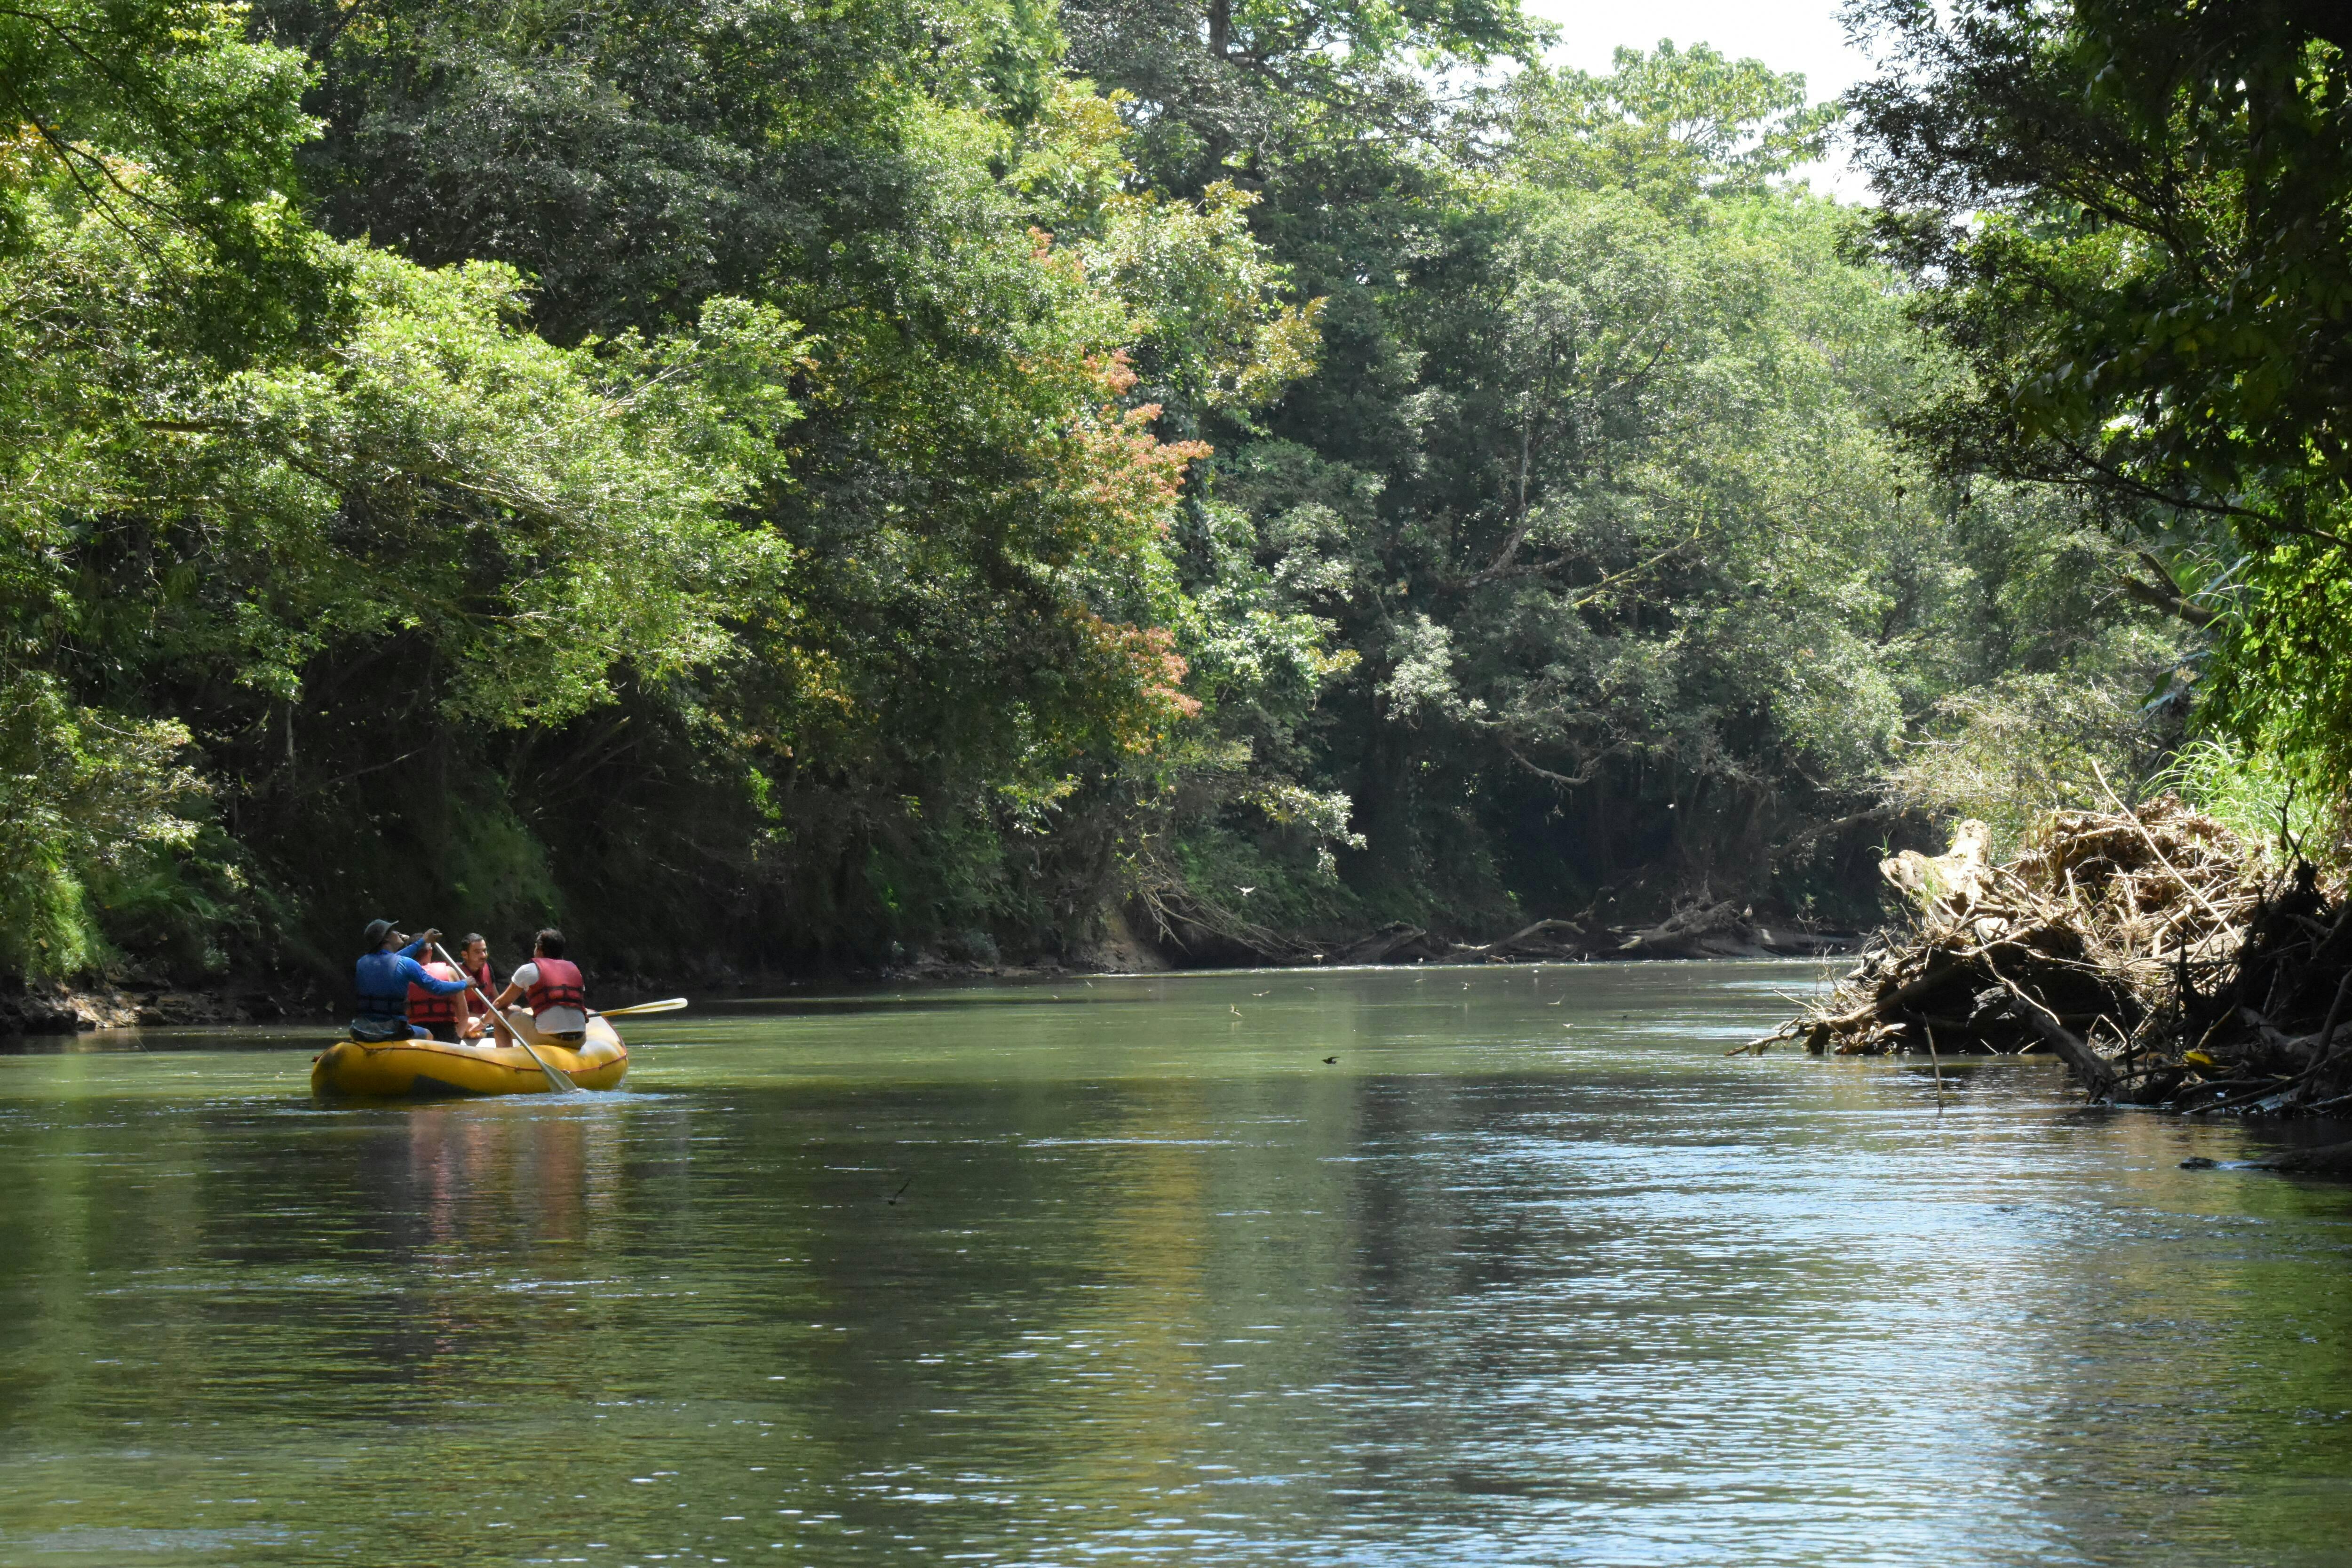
[395,1099,626,1247]
[0,964,2346,1567]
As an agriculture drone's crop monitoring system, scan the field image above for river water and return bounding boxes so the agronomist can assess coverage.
[1,962,2349,1567]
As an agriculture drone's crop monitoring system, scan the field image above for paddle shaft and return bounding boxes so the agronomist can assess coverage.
[428,944,519,1046]
[432,941,575,1093]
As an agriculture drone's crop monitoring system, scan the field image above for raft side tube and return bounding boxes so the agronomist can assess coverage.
[311,1015,627,1097]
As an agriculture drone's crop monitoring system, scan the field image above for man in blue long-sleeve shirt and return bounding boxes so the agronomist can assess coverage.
[352,919,469,1040]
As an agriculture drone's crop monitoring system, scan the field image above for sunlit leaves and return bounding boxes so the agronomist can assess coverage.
[1500,42,1838,211]
[1845,0,2352,796]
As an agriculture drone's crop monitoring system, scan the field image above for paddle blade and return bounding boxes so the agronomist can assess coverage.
[519,1042,579,1093]
[598,997,689,1018]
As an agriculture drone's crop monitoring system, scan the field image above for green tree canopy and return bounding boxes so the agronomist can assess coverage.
[1847,0,2352,794]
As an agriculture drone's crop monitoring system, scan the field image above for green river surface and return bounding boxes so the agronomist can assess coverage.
[2,961,2350,1567]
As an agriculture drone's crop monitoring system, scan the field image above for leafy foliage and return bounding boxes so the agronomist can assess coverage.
[1062,0,1540,193]
[1128,40,2032,927]
[0,672,200,977]
[1846,0,2352,803]
[0,0,2232,988]
[2,0,1324,979]
[1502,43,1838,207]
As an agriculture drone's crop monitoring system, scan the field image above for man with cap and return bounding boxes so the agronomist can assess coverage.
[353,920,469,1041]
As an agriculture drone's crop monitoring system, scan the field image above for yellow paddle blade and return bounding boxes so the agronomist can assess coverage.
[598,997,688,1018]
[518,1041,579,1093]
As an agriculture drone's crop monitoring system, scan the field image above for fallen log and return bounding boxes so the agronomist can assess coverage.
[1617,901,1772,958]
[1337,922,1440,964]
[1982,959,2118,1099]
[1444,917,1611,963]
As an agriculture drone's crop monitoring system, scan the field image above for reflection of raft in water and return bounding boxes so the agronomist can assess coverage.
[311,1012,628,1097]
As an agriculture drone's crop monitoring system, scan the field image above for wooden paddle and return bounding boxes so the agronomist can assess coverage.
[596,997,688,1018]
[432,941,576,1094]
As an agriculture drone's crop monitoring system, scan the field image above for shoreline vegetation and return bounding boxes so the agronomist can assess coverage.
[7,1,2352,1018]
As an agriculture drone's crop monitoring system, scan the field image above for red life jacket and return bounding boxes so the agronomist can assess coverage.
[465,960,496,1019]
[526,957,586,1018]
[407,962,461,1026]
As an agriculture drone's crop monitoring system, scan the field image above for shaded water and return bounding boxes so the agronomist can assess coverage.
[2,962,2350,1566]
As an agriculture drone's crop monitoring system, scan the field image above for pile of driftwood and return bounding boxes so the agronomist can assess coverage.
[1755,797,2352,1114]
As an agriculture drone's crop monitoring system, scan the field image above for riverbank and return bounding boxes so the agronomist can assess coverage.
[0,900,1863,1037]
[1109,897,1860,971]
[0,981,310,1035]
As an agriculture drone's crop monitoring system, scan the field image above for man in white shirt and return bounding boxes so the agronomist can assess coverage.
[492,927,590,1043]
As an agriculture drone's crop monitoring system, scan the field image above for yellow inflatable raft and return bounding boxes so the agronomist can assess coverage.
[311,1012,628,1097]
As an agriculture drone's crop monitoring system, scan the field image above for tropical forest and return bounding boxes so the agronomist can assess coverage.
[12,5,2352,1560]
[4,0,2345,998]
